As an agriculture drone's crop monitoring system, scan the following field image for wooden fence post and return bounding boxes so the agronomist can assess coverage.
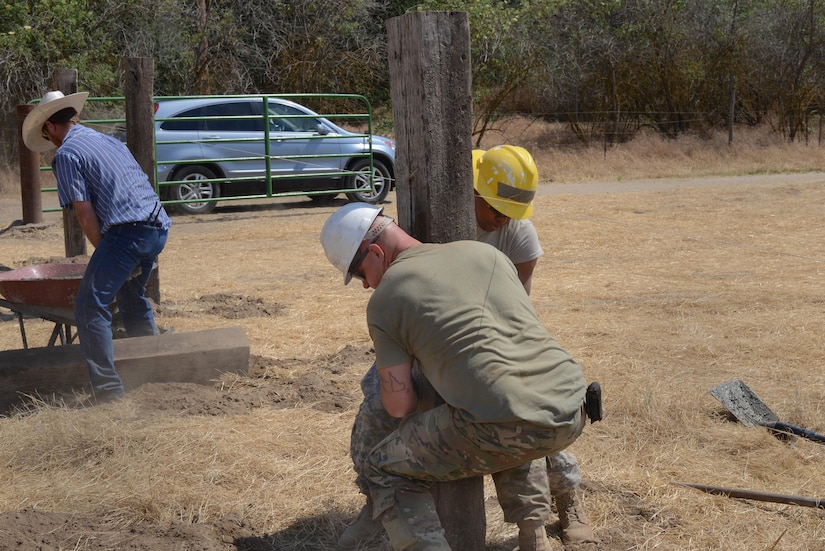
[386,11,484,549]
[17,104,42,225]
[125,58,156,181]
[54,69,88,258]
[125,57,161,304]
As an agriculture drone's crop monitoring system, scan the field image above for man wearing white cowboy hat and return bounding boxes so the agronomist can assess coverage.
[23,90,172,402]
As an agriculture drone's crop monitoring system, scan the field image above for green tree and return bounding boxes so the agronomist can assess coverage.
[421,0,545,144]
[0,0,114,160]
[739,0,825,141]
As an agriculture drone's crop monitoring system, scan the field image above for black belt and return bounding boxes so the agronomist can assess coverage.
[110,219,164,230]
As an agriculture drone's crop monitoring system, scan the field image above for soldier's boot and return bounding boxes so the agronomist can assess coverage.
[337,498,383,551]
[554,490,597,545]
[515,520,555,551]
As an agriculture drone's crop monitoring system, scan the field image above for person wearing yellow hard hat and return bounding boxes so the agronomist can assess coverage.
[473,145,596,545]
[472,145,543,294]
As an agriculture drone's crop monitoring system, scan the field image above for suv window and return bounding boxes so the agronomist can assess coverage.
[159,106,205,131]
[268,103,320,132]
[204,101,263,132]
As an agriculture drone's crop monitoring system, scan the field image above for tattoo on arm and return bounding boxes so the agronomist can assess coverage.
[381,372,408,393]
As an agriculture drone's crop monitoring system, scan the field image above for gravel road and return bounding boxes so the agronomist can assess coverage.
[538,171,825,195]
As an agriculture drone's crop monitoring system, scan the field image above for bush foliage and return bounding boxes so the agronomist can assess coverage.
[3,0,825,163]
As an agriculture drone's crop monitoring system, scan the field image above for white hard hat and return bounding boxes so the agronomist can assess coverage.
[320,202,383,285]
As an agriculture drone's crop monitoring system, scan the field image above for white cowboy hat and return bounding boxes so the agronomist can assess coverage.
[22,91,89,152]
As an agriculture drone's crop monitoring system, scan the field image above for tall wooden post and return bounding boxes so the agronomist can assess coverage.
[125,57,160,304]
[386,11,484,549]
[55,69,88,258]
[17,104,42,224]
[728,71,735,145]
[125,58,156,181]
[387,12,476,241]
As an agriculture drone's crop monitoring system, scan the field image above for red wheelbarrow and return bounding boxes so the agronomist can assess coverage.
[0,264,86,349]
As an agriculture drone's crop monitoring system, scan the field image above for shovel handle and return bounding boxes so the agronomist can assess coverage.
[765,421,825,443]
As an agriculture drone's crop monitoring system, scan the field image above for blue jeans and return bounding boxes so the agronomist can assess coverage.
[74,223,168,398]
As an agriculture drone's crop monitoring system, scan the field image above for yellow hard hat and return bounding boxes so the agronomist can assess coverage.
[473,145,538,220]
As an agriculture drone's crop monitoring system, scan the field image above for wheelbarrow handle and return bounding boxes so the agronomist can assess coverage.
[765,421,825,444]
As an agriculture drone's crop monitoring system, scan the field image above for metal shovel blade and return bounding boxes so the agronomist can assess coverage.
[709,379,825,444]
[709,379,779,428]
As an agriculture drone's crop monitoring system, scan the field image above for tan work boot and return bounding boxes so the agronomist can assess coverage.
[554,490,597,545]
[514,520,554,551]
[337,499,383,551]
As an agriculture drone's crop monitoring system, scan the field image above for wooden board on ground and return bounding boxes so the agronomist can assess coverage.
[0,326,249,411]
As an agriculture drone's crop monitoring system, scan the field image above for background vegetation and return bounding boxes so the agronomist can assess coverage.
[3,0,825,163]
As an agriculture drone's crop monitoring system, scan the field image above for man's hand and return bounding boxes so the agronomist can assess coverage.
[73,200,102,247]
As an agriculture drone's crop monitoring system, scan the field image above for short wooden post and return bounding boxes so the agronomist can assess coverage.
[54,69,88,258]
[17,104,42,224]
[387,11,484,549]
[125,57,161,304]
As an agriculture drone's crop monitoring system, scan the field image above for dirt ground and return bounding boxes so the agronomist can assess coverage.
[0,171,824,550]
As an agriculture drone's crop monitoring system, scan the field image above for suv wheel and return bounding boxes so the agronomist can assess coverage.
[345,158,392,204]
[170,166,220,215]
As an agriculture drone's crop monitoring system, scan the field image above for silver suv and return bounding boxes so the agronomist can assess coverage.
[153,96,395,214]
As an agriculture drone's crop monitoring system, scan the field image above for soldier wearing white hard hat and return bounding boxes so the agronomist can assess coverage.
[331,147,597,549]
[320,196,596,551]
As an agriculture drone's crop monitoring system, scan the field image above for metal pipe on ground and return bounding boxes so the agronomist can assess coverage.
[673,482,825,509]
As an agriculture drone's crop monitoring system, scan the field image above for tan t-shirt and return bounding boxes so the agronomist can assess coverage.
[367,241,585,427]
[476,218,543,265]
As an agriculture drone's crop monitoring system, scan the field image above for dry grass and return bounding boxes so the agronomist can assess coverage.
[1,120,824,549]
[476,118,825,183]
[0,403,355,529]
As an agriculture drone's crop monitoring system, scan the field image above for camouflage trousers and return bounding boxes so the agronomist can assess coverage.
[354,364,585,550]
[351,364,583,507]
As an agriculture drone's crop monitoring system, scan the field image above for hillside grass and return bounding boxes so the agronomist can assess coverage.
[3,119,825,197]
[475,118,825,183]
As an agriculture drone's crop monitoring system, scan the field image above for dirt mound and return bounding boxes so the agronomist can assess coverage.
[126,345,371,418]
[0,507,256,550]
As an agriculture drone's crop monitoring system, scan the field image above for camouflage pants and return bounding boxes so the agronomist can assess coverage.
[351,364,583,503]
[350,365,583,549]
[364,397,585,550]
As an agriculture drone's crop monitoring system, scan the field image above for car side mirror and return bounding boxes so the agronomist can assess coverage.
[316,124,330,136]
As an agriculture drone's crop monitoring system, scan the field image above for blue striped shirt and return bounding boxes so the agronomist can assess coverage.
[53,124,171,233]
